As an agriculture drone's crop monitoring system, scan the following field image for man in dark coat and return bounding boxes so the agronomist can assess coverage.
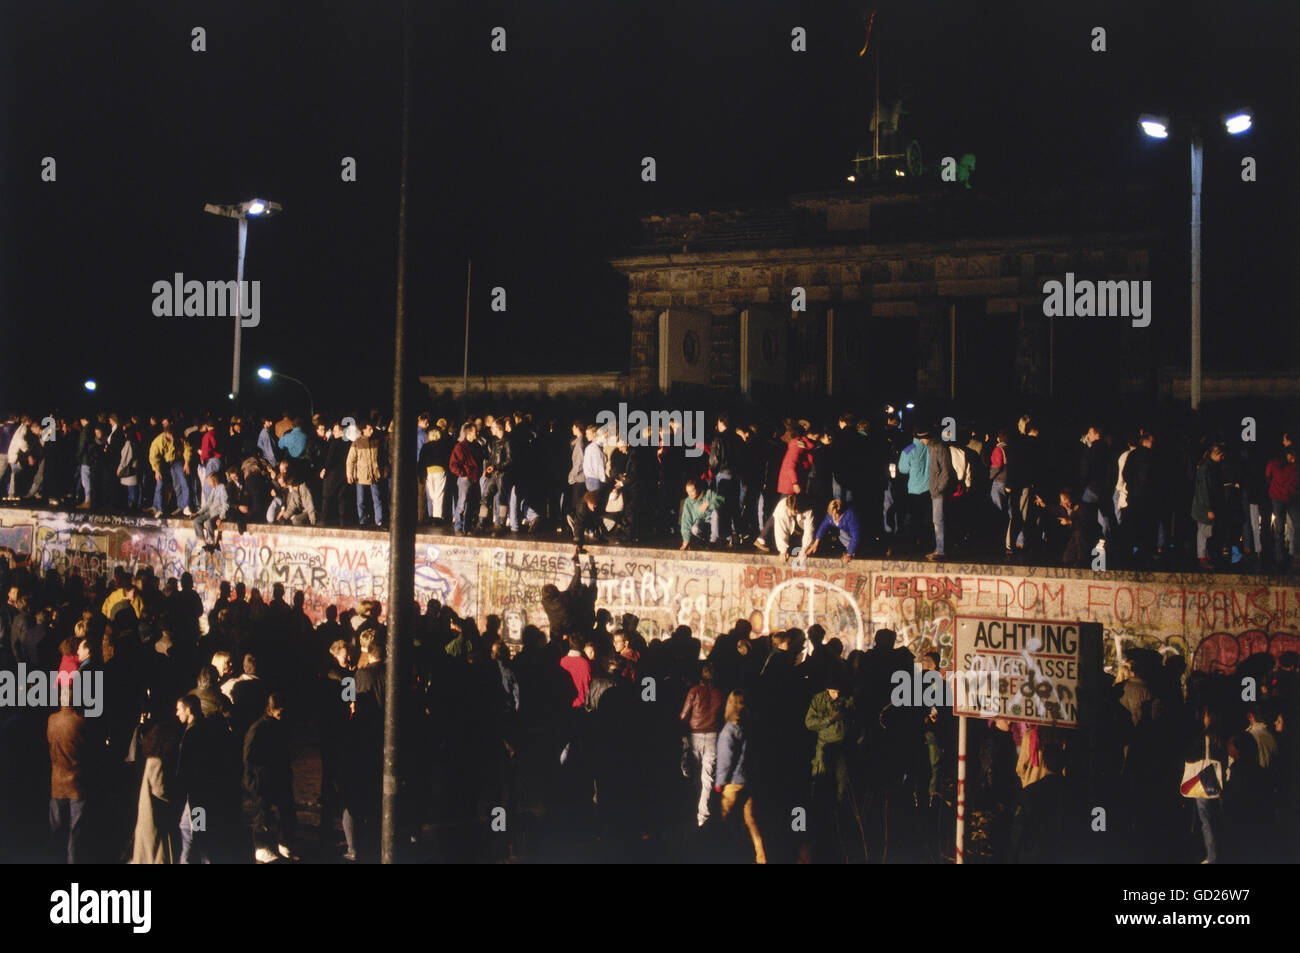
[176,694,238,864]
[541,555,597,639]
[243,693,295,863]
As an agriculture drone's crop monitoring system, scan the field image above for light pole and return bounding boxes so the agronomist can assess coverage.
[1140,111,1251,410]
[256,366,313,420]
[204,198,283,402]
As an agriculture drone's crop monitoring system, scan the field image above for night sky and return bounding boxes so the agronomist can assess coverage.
[3,0,1296,415]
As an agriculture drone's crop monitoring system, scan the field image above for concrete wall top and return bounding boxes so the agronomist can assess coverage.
[1,510,1297,676]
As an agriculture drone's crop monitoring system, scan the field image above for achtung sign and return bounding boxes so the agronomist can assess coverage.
[953,617,1085,727]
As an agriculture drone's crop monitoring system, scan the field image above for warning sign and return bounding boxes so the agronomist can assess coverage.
[953,617,1086,727]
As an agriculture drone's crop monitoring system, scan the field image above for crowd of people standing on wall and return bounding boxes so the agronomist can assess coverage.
[1,403,1296,572]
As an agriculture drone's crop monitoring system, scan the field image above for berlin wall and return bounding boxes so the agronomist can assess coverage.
[2,510,1298,675]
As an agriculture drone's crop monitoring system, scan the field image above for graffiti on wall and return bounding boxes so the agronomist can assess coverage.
[3,512,1299,672]
[482,547,731,644]
[0,523,33,563]
[869,568,1300,675]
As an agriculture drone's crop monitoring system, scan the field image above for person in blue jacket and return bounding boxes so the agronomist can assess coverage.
[807,498,860,562]
[898,430,932,552]
[714,690,766,863]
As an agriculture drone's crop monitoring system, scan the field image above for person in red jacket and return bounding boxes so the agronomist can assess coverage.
[753,422,817,552]
[559,633,592,708]
[680,662,726,826]
[1264,447,1298,567]
[778,423,816,495]
[449,423,483,535]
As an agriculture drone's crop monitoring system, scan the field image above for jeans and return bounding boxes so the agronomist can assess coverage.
[882,481,906,541]
[49,797,86,864]
[1195,797,1221,863]
[1081,486,1113,539]
[180,795,197,863]
[79,464,93,505]
[713,471,737,539]
[194,513,221,543]
[507,485,539,531]
[734,480,756,537]
[1007,487,1038,552]
[1271,499,1299,561]
[154,460,190,513]
[990,480,1008,518]
[931,495,946,555]
[199,457,221,506]
[689,732,718,826]
[482,473,508,526]
[686,511,720,544]
[454,476,479,532]
[1243,502,1263,554]
[124,484,141,510]
[1196,520,1214,559]
[356,483,383,526]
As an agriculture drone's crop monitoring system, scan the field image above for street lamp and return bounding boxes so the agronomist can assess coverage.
[1139,109,1251,410]
[83,380,97,392]
[204,198,283,402]
[256,365,313,420]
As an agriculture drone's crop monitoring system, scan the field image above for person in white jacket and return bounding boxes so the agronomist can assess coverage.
[774,491,815,562]
[118,431,142,511]
[6,420,34,497]
[582,424,607,491]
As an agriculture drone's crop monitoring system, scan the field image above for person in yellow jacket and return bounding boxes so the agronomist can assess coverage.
[102,570,146,622]
[147,419,193,516]
[346,420,388,527]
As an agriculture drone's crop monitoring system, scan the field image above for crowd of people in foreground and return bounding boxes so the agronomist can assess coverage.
[1,403,1297,572]
[2,554,1298,865]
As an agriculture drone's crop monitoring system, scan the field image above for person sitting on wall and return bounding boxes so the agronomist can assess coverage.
[680,478,723,550]
[192,472,230,553]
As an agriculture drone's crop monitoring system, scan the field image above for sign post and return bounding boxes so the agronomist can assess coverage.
[950,617,1101,863]
[955,714,967,864]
